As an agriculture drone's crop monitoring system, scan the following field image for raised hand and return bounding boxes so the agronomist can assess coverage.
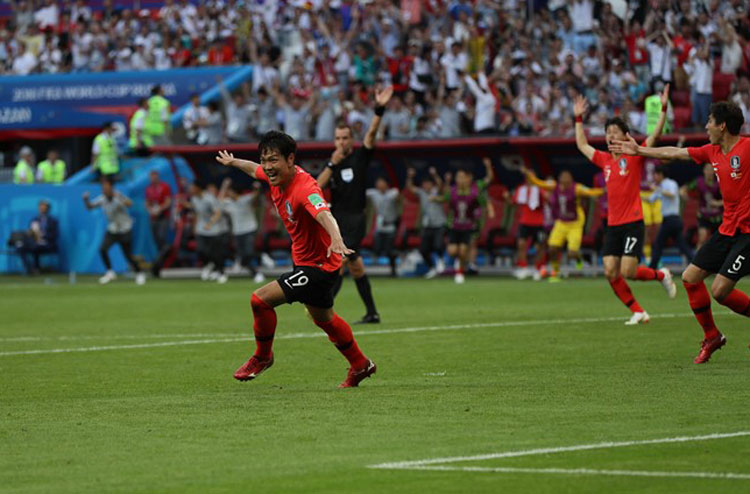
[609,133,639,156]
[660,83,670,108]
[573,95,588,118]
[331,146,347,165]
[215,150,235,166]
[374,85,394,107]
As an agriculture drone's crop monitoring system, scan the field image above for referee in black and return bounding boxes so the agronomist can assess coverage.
[317,85,394,324]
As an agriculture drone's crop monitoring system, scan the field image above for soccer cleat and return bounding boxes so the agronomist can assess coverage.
[424,268,438,279]
[200,263,214,281]
[659,268,677,298]
[355,313,380,324]
[217,273,228,284]
[339,360,377,388]
[625,311,650,325]
[514,267,530,280]
[454,273,465,284]
[694,334,726,364]
[234,355,274,381]
[135,272,146,285]
[99,270,117,284]
[208,271,220,281]
[253,272,266,283]
[260,253,276,268]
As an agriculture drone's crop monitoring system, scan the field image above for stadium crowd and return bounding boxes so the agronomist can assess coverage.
[2,0,750,140]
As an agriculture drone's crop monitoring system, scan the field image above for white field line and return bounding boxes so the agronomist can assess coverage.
[0,309,738,357]
[0,311,693,357]
[398,465,750,480]
[368,431,750,470]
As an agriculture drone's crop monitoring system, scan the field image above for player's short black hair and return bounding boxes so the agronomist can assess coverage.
[101,175,115,186]
[151,85,162,95]
[137,97,147,106]
[604,117,629,135]
[258,130,297,159]
[709,101,744,135]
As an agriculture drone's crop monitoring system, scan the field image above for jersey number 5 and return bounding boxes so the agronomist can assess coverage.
[728,255,746,275]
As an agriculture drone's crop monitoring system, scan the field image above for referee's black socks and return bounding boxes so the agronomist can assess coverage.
[355,275,378,316]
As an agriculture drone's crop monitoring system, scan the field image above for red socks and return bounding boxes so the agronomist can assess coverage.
[315,313,368,369]
[635,266,665,281]
[250,293,277,359]
[718,289,750,317]
[683,281,720,339]
[609,275,644,313]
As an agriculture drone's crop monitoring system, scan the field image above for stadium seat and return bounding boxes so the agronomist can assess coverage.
[712,73,736,102]
[673,106,692,130]
[671,90,690,107]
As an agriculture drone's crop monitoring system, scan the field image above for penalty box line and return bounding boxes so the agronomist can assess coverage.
[369,431,750,480]
[0,311,714,357]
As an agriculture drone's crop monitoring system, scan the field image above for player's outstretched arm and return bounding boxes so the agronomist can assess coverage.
[482,157,495,183]
[216,150,260,179]
[315,210,355,258]
[609,133,691,161]
[575,184,604,198]
[573,95,596,162]
[645,83,669,148]
[521,167,556,191]
[363,85,394,149]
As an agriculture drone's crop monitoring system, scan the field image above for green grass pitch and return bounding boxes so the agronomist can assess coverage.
[2,275,750,493]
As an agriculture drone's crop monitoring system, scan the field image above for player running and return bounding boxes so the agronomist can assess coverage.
[610,101,750,363]
[574,85,676,325]
[522,168,603,281]
[215,131,376,387]
[316,86,394,324]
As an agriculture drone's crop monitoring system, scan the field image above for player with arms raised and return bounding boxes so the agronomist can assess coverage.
[610,102,750,363]
[216,131,376,387]
[574,87,677,325]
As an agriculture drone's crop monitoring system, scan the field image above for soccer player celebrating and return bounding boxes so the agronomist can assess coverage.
[215,131,376,387]
[316,86,394,324]
[610,102,750,363]
[522,168,603,281]
[574,87,677,325]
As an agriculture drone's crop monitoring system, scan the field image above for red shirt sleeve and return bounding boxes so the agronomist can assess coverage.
[255,167,269,184]
[298,178,330,218]
[688,145,713,164]
[591,150,607,169]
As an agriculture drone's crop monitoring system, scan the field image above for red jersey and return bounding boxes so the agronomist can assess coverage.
[256,166,341,272]
[688,137,750,236]
[145,182,172,219]
[513,185,545,226]
[591,149,645,226]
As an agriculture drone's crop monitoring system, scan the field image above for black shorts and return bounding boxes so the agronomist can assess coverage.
[698,217,722,233]
[278,265,339,308]
[335,212,366,254]
[603,220,645,258]
[692,232,750,281]
[518,225,547,244]
[448,229,474,245]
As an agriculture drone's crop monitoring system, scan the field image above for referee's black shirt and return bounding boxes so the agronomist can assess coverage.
[329,146,374,215]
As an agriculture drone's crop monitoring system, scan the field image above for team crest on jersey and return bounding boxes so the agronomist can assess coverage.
[618,158,629,176]
[285,200,295,222]
[341,168,354,183]
[730,155,742,180]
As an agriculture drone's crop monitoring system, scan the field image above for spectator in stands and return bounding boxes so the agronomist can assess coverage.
[36,149,66,184]
[648,169,694,269]
[11,41,37,75]
[220,78,254,143]
[13,146,36,185]
[91,122,119,179]
[146,85,171,145]
[404,167,446,279]
[16,199,58,275]
[272,86,315,141]
[219,178,264,283]
[183,94,208,144]
[367,176,401,277]
[380,95,411,140]
[83,178,145,285]
[686,43,713,127]
[197,101,225,145]
[464,72,497,134]
[145,171,173,253]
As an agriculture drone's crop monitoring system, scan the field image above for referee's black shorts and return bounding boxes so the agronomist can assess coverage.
[334,211,366,256]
